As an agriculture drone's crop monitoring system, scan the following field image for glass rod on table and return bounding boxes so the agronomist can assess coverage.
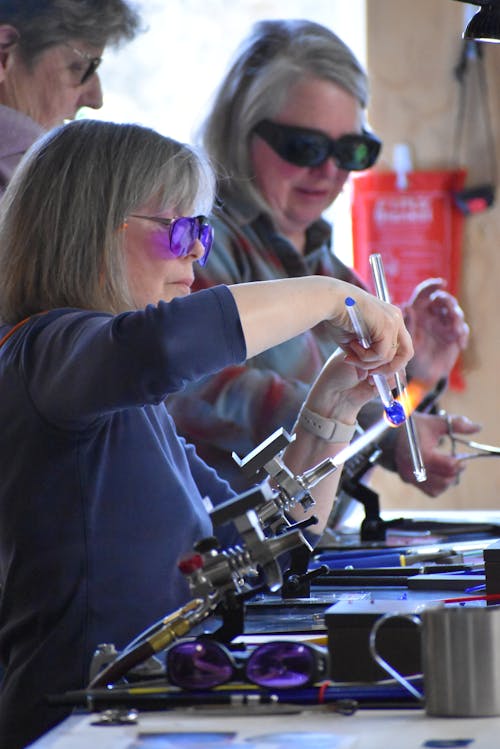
[368,253,427,483]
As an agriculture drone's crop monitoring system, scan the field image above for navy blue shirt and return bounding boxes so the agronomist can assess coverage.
[0,287,245,748]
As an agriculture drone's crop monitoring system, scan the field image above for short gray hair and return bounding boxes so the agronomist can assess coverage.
[198,19,369,210]
[0,0,141,65]
[0,120,215,323]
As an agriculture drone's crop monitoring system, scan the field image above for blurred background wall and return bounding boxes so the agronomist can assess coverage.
[366,0,500,511]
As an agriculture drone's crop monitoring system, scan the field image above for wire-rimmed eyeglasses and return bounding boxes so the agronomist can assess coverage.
[65,43,102,85]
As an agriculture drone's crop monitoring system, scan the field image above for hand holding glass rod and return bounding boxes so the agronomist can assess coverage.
[369,253,427,483]
[345,296,406,427]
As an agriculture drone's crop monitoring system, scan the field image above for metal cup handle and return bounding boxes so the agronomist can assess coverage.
[368,613,424,701]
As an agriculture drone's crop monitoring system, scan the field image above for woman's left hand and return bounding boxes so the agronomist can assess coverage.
[282,349,379,534]
[402,278,469,385]
[303,348,377,427]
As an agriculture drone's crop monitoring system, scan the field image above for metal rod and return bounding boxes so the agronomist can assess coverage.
[301,417,390,489]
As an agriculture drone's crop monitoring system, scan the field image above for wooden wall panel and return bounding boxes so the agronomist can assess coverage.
[365,0,500,510]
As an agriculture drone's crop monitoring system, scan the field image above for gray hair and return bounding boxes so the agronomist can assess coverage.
[0,0,141,65]
[0,119,215,323]
[198,18,369,210]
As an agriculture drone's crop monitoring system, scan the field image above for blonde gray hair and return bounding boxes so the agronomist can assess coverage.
[0,119,215,323]
[198,18,368,211]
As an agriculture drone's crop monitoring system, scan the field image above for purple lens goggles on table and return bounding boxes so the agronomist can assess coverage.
[165,638,328,691]
[130,214,214,266]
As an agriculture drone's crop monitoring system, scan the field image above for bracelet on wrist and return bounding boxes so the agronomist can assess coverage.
[297,406,358,443]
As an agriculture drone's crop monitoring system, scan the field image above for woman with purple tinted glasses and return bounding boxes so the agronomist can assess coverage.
[129,214,214,266]
[167,18,476,509]
[0,118,411,749]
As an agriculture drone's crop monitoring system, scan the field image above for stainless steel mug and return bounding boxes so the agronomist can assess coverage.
[369,604,500,717]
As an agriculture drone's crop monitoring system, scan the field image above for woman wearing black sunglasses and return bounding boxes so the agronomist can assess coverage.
[0,118,411,749]
[168,18,476,504]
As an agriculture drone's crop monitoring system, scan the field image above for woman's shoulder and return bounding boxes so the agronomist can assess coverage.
[0,309,114,354]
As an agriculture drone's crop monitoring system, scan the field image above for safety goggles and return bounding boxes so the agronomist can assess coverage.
[129,215,214,266]
[65,43,102,85]
[253,119,381,171]
[165,638,328,691]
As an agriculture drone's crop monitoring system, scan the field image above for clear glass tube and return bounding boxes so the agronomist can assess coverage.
[345,296,405,426]
[369,253,427,482]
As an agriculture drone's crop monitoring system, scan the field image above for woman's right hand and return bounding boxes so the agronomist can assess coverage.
[327,281,414,378]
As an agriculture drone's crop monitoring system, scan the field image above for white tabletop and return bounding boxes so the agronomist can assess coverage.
[32,706,500,748]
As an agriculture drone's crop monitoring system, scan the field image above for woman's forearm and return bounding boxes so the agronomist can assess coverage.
[228,276,413,374]
[229,277,340,356]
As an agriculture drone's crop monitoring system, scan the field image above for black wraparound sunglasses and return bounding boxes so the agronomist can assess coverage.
[253,119,382,171]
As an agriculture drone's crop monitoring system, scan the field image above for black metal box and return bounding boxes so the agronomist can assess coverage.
[484,540,500,596]
[325,598,422,682]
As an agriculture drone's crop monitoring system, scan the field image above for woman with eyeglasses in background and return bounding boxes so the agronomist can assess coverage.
[0,0,141,198]
[0,118,411,748]
[168,18,477,505]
